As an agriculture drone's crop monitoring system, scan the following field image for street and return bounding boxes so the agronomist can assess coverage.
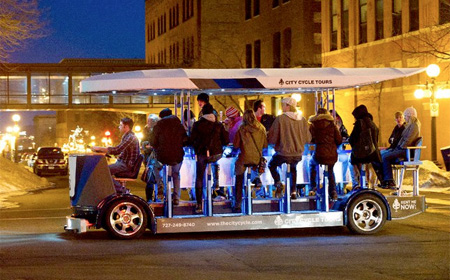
[0,175,449,280]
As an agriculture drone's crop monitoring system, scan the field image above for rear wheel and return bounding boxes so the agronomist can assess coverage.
[347,194,387,234]
[104,198,147,239]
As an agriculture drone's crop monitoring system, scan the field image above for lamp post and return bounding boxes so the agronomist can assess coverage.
[11,114,21,162]
[426,64,440,162]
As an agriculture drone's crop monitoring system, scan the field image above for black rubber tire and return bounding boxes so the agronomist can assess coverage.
[347,193,387,235]
[104,198,148,239]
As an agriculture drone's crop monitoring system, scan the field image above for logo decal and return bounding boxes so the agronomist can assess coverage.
[393,199,400,212]
[274,216,284,226]
[279,79,285,86]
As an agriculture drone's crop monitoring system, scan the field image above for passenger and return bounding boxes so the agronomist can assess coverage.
[232,110,268,212]
[385,111,406,152]
[348,105,382,190]
[141,114,164,202]
[91,117,140,193]
[268,97,311,199]
[223,106,243,143]
[196,93,220,196]
[183,109,196,134]
[309,108,342,200]
[253,99,276,132]
[253,99,276,193]
[190,103,229,213]
[149,108,188,205]
[372,107,420,189]
[331,110,357,190]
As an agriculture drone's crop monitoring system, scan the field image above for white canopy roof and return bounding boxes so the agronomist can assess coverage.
[80,67,425,95]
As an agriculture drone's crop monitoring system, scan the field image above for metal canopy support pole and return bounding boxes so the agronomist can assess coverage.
[180,90,185,124]
[246,167,252,215]
[323,165,329,212]
[174,93,178,118]
[326,89,330,111]
[285,164,291,214]
[167,165,173,218]
[314,90,318,113]
[207,162,213,216]
[187,90,192,136]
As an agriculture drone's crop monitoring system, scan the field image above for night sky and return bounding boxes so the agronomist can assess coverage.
[2,1,145,133]
[8,0,145,63]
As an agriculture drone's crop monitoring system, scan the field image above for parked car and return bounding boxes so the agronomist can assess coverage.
[33,147,68,176]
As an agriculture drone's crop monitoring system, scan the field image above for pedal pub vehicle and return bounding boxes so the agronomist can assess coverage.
[65,68,427,239]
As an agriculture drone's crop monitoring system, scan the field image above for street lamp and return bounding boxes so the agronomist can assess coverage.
[11,114,21,162]
[426,64,440,162]
[415,64,442,162]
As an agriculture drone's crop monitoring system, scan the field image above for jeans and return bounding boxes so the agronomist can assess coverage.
[309,157,336,193]
[372,148,406,182]
[109,160,130,189]
[195,155,220,205]
[169,162,182,200]
[268,153,302,190]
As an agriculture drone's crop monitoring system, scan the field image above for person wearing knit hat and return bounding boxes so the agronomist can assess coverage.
[372,106,421,189]
[224,106,243,143]
[225,106,239,119]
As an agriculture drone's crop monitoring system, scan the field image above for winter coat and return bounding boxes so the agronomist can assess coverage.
[309,113,342,165]
[190,114,229,156]
[150,115,187,165]
[397,119,420,149]
[349,105,381,164]
[268,112,311,157]
[259,114,276,132]
[388,123,405,150]
[233,122,268,166]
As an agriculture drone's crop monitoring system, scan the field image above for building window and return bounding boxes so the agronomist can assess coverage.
[272,0,279,8]
[282,28,291,67]
[254,40,261,68]
[375,0,383,40]
[254,0,260,16]
[183,0,194,21]
[440,0,450,24]
[246,44,252,68]
[342,0,349,48]
[359,0,367,44]
[245,0,251,20]
[392,0,402,35]
[409,0,419,31]
[331,0,338,50]
[273,32,281,68]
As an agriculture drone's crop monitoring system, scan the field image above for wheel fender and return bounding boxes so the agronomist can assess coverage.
[96,194,155,233]
[341,189,392,225]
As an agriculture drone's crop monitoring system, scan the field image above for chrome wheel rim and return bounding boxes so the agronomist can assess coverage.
[351,199,383,232]
[109,202,144,237]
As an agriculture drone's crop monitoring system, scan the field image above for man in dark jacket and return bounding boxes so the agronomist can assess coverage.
[309,108,342,200]
[386,111,406,150]
[349,104,381,189]
[190,103,229,213]
[254,99,276,132]
[150,108,188,205]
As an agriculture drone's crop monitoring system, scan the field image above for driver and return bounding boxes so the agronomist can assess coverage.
[92,117,140,193]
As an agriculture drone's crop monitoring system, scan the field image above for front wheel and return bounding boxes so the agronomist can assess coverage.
[347,194,387,234]
[104,198,148,239]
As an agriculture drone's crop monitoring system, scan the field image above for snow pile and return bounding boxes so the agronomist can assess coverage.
[0,157,53,209]
[401,160,450,192]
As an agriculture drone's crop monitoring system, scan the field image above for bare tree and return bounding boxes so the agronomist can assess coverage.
[0,0,47,62]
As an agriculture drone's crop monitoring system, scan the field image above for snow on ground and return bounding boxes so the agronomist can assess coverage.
[0,156,448,210]
[0,157,53,209]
